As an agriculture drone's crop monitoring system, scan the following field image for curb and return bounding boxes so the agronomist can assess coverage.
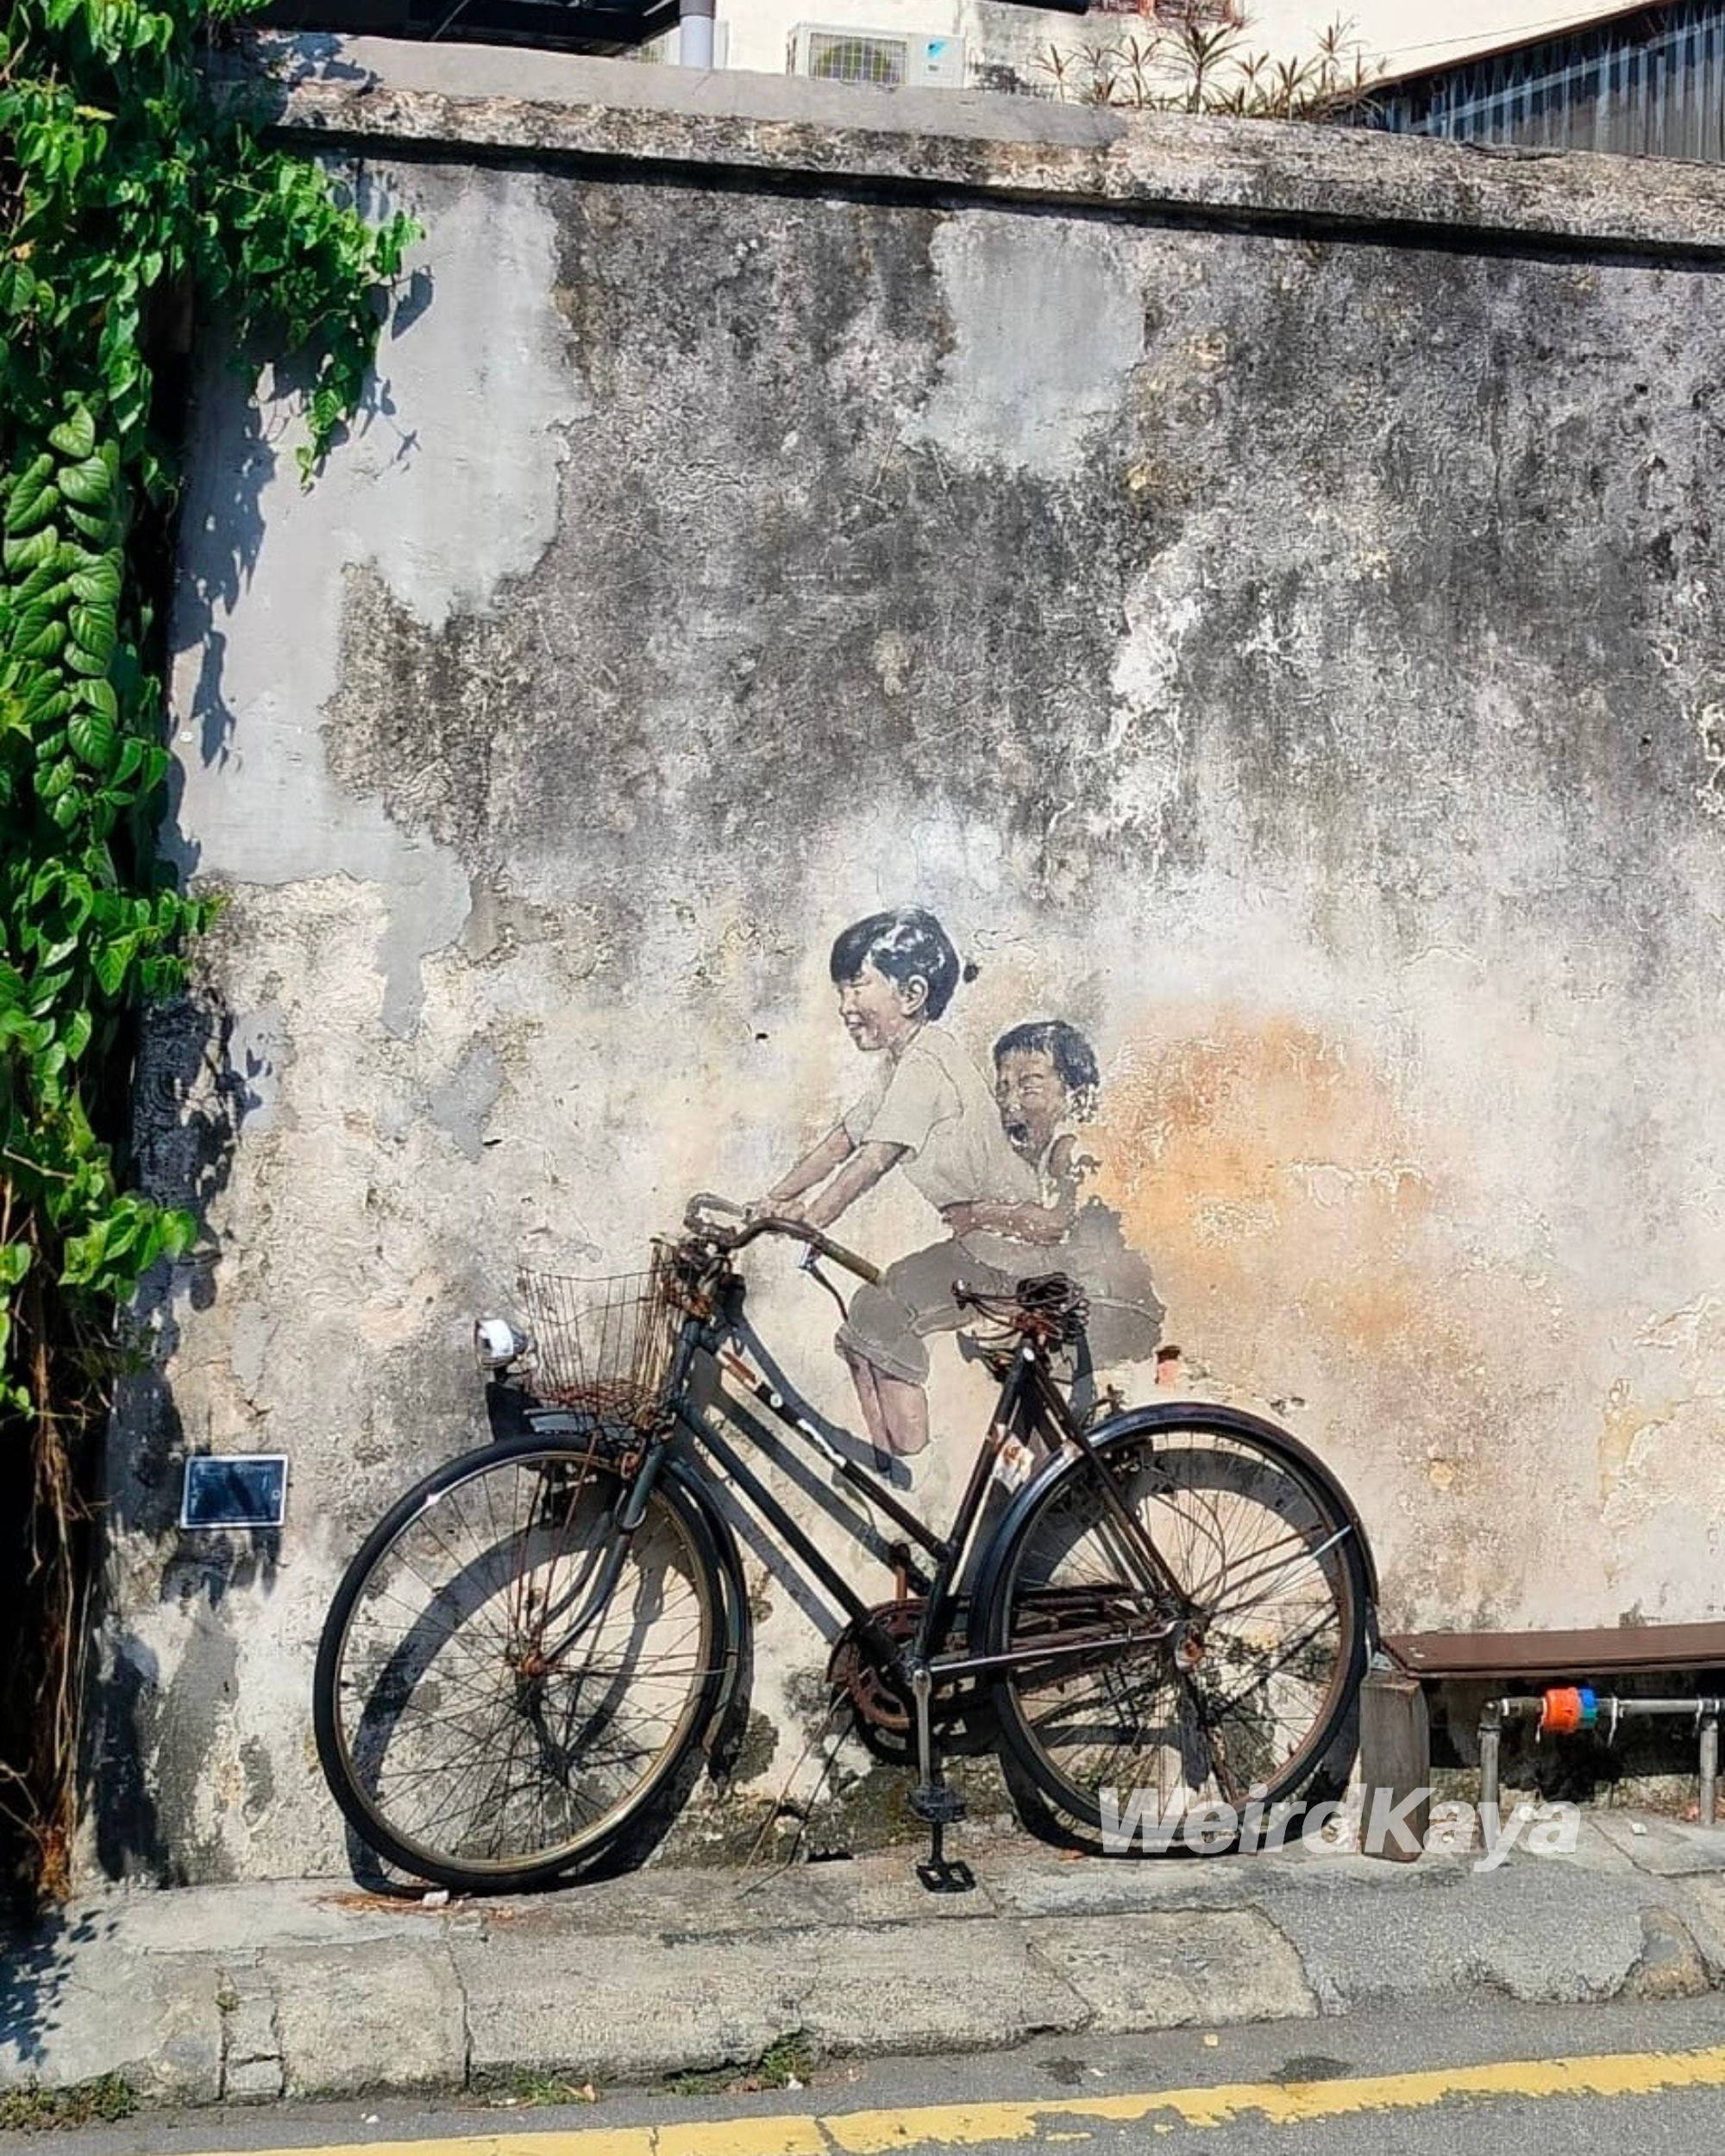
[3,1826,1725,2108]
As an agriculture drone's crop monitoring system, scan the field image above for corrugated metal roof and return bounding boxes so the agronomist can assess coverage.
[1346,0,1725,162]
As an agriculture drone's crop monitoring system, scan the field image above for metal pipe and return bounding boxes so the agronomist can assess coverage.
[1605,1697,1725,1716]
[1479,1698,1504,1816]
[1477,1692,1725,1829]
[678,0,715,67]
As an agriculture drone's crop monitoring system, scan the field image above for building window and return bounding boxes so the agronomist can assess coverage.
[1091,0,1243,22]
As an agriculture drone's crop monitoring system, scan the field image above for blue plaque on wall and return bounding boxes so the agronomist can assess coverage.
[179,1454,288,1531]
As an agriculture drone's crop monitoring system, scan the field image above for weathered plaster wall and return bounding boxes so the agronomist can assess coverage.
[86,47,1725,1882]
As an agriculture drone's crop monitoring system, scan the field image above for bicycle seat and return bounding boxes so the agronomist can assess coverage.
[954,1274,1089,1348]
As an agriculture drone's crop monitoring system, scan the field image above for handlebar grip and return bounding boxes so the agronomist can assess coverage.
[686,1191,747,1226]
[682,1197,883,1286]
[806,1231,882,1288]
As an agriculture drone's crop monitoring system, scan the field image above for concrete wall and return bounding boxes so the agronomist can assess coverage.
[85,46,1725,1883]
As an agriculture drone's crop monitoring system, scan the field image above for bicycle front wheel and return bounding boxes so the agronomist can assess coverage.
[983,1414,1367,1839]
[313,1436,724,1891]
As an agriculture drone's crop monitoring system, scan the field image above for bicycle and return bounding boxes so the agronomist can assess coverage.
[312,1196,1376,1895]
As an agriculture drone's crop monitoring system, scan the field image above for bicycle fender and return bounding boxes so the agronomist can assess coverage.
[966,1399,1379,1633]
[660,1456,752,1779]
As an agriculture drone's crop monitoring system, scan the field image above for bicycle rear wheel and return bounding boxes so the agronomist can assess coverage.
[982,1414,1367,1839]
[313,1435,723,1891]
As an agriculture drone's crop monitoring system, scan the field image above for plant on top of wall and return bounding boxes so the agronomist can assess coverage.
[1036,11,1381,117]
[0,0,413,1902]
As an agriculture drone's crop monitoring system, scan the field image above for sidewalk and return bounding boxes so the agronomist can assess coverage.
[4,1814,1725,2109]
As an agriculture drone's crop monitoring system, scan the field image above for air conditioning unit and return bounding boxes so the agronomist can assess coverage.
[788,25,967,90]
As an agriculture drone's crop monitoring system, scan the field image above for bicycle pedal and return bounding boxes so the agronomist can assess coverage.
[909,1783,967,1826]
[916,1856,975,1895]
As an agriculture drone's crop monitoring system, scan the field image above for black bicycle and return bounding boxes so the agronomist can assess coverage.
[312,1196,1374,1893]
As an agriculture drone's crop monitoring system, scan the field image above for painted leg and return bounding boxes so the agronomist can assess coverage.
[839,1347,892,1461]
[876,1372,930,1459]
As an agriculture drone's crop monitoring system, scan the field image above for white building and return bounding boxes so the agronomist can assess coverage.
[650,0,1616,102]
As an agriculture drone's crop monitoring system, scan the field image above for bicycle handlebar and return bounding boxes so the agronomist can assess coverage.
[683,1193,883,1288]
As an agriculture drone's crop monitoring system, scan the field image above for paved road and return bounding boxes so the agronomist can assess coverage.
[34,1993,1725,2156]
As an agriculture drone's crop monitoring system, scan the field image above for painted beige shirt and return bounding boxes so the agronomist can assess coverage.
[844,1024,1038,1213]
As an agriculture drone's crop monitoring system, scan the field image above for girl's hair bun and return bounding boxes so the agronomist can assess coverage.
[961,959,981,985]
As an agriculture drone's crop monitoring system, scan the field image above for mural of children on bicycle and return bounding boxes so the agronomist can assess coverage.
[753,907,1165,1478]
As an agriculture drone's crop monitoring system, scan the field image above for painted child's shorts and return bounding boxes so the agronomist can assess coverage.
[834,1206,1164,1385]
[834,1229,1032,1386]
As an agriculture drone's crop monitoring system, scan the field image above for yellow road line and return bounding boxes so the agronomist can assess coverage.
[177,2043,1725,2156]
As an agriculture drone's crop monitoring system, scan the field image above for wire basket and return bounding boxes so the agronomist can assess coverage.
[515,1253,684,1430]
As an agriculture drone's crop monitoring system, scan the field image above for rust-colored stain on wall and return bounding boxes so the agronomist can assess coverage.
[1092,1010,1446,1376]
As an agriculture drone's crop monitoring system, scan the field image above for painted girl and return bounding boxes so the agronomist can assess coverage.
[754,908,1040,1474]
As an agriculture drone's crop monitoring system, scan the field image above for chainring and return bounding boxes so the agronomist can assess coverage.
[827,1598,925,1736]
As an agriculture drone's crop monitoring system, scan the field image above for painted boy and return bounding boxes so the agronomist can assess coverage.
[754,908,1040,1473]
[946,1018,1164,1373]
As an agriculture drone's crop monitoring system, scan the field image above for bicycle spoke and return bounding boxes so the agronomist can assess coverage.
[992,1432,1362,1829]
[323,1449,718,1878]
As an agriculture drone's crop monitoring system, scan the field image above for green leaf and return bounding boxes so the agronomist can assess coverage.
[57,455,112,510]
[3,523,60,574]
[64,501,115,542]
[67,704,116,769]
[0,1244,30,1290]
[37,755,77,801]
[47,407,96,461]
[0,261,34,317]
[59,1007,93,1063]
[92,933,137,995]
[75,678,118,722]
[69,555,122,607]
[3,455,56,536]
[9,558,75,611]
[68,604,116,670]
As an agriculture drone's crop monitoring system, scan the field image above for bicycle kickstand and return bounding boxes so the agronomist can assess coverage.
[908,1664,974,1896]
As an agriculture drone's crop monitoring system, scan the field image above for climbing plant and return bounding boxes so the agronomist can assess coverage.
[0,0,413,1900]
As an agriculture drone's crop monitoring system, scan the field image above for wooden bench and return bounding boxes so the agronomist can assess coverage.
[1383,1622,1725,1681]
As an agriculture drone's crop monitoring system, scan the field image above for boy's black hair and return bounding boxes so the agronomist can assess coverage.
[993,1019,1101,1120]
[829,908,967,1020]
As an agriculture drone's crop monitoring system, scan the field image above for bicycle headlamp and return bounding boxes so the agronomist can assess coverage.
[474,1317,526,1369]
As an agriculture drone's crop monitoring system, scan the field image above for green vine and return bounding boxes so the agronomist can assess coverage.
[0,0,413,1898]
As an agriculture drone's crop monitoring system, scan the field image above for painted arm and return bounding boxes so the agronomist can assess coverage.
[756,1124,854,1213]
[945,1196,1070,1245]
[797,1139,906,1231]
[946,1137,1081,1245]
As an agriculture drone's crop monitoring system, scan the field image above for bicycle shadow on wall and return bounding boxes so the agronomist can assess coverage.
[326,1314,987,1899]
[699,1313,1011,1783]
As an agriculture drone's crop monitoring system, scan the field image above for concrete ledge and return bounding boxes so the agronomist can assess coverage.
[1029,1909,1315,2031]
[7,1829,1725,2105]
[263,34,1725,258]
[265,1939,467,2098]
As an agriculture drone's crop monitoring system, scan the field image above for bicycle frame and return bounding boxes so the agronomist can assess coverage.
[317,1219,1371,1899]
[575,1263,1194,1696]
